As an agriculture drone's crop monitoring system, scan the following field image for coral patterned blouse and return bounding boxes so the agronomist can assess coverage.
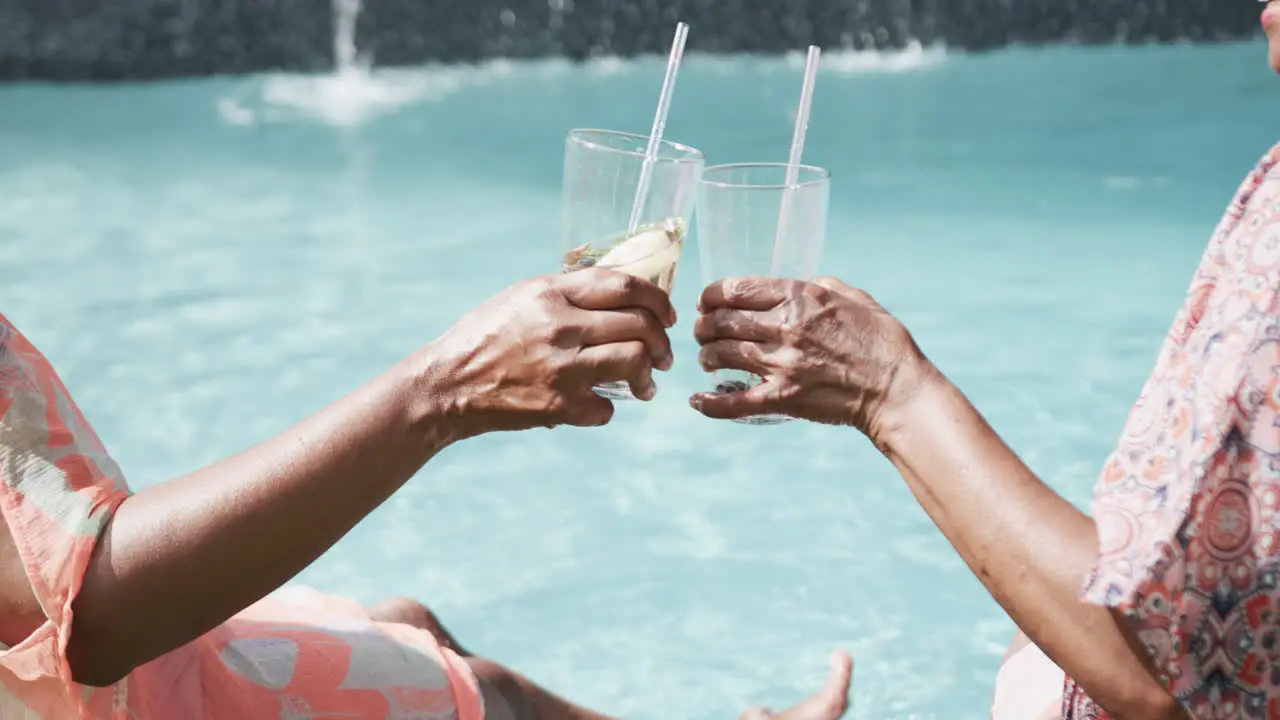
[1068,145,1280,719]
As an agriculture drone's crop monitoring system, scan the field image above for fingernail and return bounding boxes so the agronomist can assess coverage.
[689,394,703,411]
[656,351,674,371]
[640,382,657,401]
[668,308,678,327]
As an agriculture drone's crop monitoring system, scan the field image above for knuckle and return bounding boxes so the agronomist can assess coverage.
[533,274,560,293]
[575,267,616,294]
[778,308,803,336]
[724,276,759,299]
[610,270,640,292]
[535,282,563,305]
[804,281,833,302]
[553,351,583,380]
[811,303,842,329]
[541,394,570,423]
[847,286,874,304]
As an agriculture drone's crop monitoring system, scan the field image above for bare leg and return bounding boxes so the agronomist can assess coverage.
[737,651,852,720]
[366,596,469,656]
[368,597,852,720]
[367,597,611,720]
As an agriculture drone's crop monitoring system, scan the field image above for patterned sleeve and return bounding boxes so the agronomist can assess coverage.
[0,317,129,715]
[1073,146,1280,718]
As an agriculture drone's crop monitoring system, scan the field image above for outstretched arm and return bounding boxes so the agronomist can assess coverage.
[876,369,1183,720]
[689,276,1184,720]
[54,270,676,686]
[68,348,454,686]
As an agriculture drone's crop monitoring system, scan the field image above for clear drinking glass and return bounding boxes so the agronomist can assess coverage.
[696,162,831,425]
[561,128,705,400]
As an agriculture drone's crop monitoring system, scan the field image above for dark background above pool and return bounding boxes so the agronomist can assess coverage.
[0,0,1259,81]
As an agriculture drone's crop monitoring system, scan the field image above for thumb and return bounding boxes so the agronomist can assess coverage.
[689,384,778,420]
[776,650,853,720]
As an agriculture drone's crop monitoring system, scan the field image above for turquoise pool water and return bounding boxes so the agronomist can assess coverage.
[2,40,1279,719]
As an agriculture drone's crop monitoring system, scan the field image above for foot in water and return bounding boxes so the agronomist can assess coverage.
[739,650,854,720]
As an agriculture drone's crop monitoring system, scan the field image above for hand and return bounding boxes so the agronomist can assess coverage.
[739,650,853,720]
[690,277,931,438]
[429,269,676,435]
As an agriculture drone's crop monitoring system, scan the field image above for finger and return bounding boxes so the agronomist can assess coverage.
[689,383,780,420]
[698,277,796,312]
[560,391,616,428]
[698,340,770,376]
[560,269,676,328]
[580,308,673,371]
[578,341,656,401]
[775,650,853,720]
[693,308,778,345]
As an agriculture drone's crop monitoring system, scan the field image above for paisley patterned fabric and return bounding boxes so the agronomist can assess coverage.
[1066,145,1280,718]
[0,314,485,720]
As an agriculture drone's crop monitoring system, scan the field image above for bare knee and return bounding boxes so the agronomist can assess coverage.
[367,596,432,627]
[366,596,467,655]
[468,657,537,720]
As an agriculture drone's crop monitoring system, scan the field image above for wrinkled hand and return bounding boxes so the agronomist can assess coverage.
[430,269,675,435]
[739,650,853,720]
[690,277,929,437]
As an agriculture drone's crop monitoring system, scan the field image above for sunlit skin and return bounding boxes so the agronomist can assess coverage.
[0,268,854,720]
[686,275,1189,720]
[1264,0,1280,72]
[686,26,1280,719]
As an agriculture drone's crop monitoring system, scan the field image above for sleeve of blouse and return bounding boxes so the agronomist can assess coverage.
[1077,146,1280,716]
[0,319,129,704]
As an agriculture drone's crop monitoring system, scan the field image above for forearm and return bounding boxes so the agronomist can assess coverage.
[877,366,1182,719]
[68,347,463,685]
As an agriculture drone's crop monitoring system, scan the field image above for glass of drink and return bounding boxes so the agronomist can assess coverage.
[696,162,831,425]
[561,128,705,400]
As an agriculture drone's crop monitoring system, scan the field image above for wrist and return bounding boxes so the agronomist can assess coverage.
[399,343,483,446]
[868,353,948,455]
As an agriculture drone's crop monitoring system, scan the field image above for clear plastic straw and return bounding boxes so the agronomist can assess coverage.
[627,22,690,234]
[769,45,822,275]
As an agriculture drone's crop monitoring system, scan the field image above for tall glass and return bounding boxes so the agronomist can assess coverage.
[561,129,704,400]
[696,162,831,425]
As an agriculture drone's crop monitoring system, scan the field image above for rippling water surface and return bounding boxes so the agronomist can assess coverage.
[1,41,1277,718]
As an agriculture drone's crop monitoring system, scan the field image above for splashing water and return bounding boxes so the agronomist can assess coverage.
[334,0,363,74]
[216,0,457,128]
[215,12,947,132]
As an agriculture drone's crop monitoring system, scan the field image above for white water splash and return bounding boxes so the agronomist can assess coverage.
[334,0,363,73]
[795,40,947,74]
[214,34,948,129]
[216,0,463,128]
